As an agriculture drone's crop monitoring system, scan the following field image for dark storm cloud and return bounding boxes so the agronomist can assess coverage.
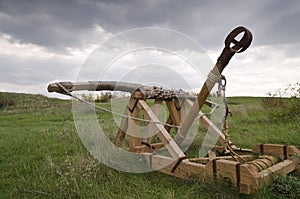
[0,0,100,51]
[0,0,299,52]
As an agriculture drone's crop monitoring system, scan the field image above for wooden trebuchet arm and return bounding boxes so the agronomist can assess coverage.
[176,26,253,143]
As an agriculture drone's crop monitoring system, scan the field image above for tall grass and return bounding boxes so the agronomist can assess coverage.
[0,92,299,198]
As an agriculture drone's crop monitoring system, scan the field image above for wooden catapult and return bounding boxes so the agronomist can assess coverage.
[48,27,300,194]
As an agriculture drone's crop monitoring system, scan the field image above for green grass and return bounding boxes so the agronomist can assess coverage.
[226,97,300,149]
[0,92,299,198]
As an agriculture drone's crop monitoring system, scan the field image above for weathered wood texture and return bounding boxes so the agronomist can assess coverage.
[114,96,300,194]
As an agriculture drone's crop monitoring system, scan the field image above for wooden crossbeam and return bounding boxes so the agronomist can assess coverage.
[137,100,186,159]
[175,99,231,147]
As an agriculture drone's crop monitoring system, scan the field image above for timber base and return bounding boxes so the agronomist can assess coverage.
[48,26,300,195]
[115,95,300,195]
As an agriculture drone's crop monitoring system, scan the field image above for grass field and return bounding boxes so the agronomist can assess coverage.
[0,92,299,198]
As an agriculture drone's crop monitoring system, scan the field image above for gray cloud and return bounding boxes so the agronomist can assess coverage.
[0,0,299,96]
[0,0,99,51]
[0,0,299,52]
[0,53,79,85]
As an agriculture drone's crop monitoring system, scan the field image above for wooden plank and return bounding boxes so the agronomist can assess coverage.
[239,164,260,194]
[128,99,141,151]
[292,146,300,175]
[239,158,298,194]
[259,159,297,180]
[253,144,286,160]
[181,99,236,148]
[133,142,165,153]
[208,150,216,161]
[177,102,200,139]
[174,99,183,110]
[115,108,129,147]
[143,154,206,180]
[240,163,264,193]
[190,155,255,164]
[287,145,300,160]
[126,98,138,112]
[173,99,196,143]
[166,100,181,126]
[164,116,172,133]
[216,159,240,186]
[131,90,144,99]
[142,99,162,144]
[138,100,186,159]
[199,114,226,145]
[142,152,299,195]
[252,144,300,174]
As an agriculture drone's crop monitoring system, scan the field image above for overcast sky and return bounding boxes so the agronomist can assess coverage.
[0,0,299,97]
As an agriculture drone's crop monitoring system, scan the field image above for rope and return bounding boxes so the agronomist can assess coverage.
[56,81,222,148]
[218,76,245,163]
[207,70,221,86]
[56,82,181,129]
[222,121,245,163]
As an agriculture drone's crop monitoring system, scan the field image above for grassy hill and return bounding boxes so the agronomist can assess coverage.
[0,92,299,198]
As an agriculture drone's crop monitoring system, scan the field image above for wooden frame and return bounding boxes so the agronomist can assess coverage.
[48,26,299,195]
[115,92,300,194]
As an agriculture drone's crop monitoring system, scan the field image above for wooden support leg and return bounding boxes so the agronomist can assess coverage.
[164,99,182,133]
[115,108,129,147]
[142,99,162,145]
[164,116,173,133]
[180,99,191,121]
[127,99,141,151]
[166,100,181,127]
